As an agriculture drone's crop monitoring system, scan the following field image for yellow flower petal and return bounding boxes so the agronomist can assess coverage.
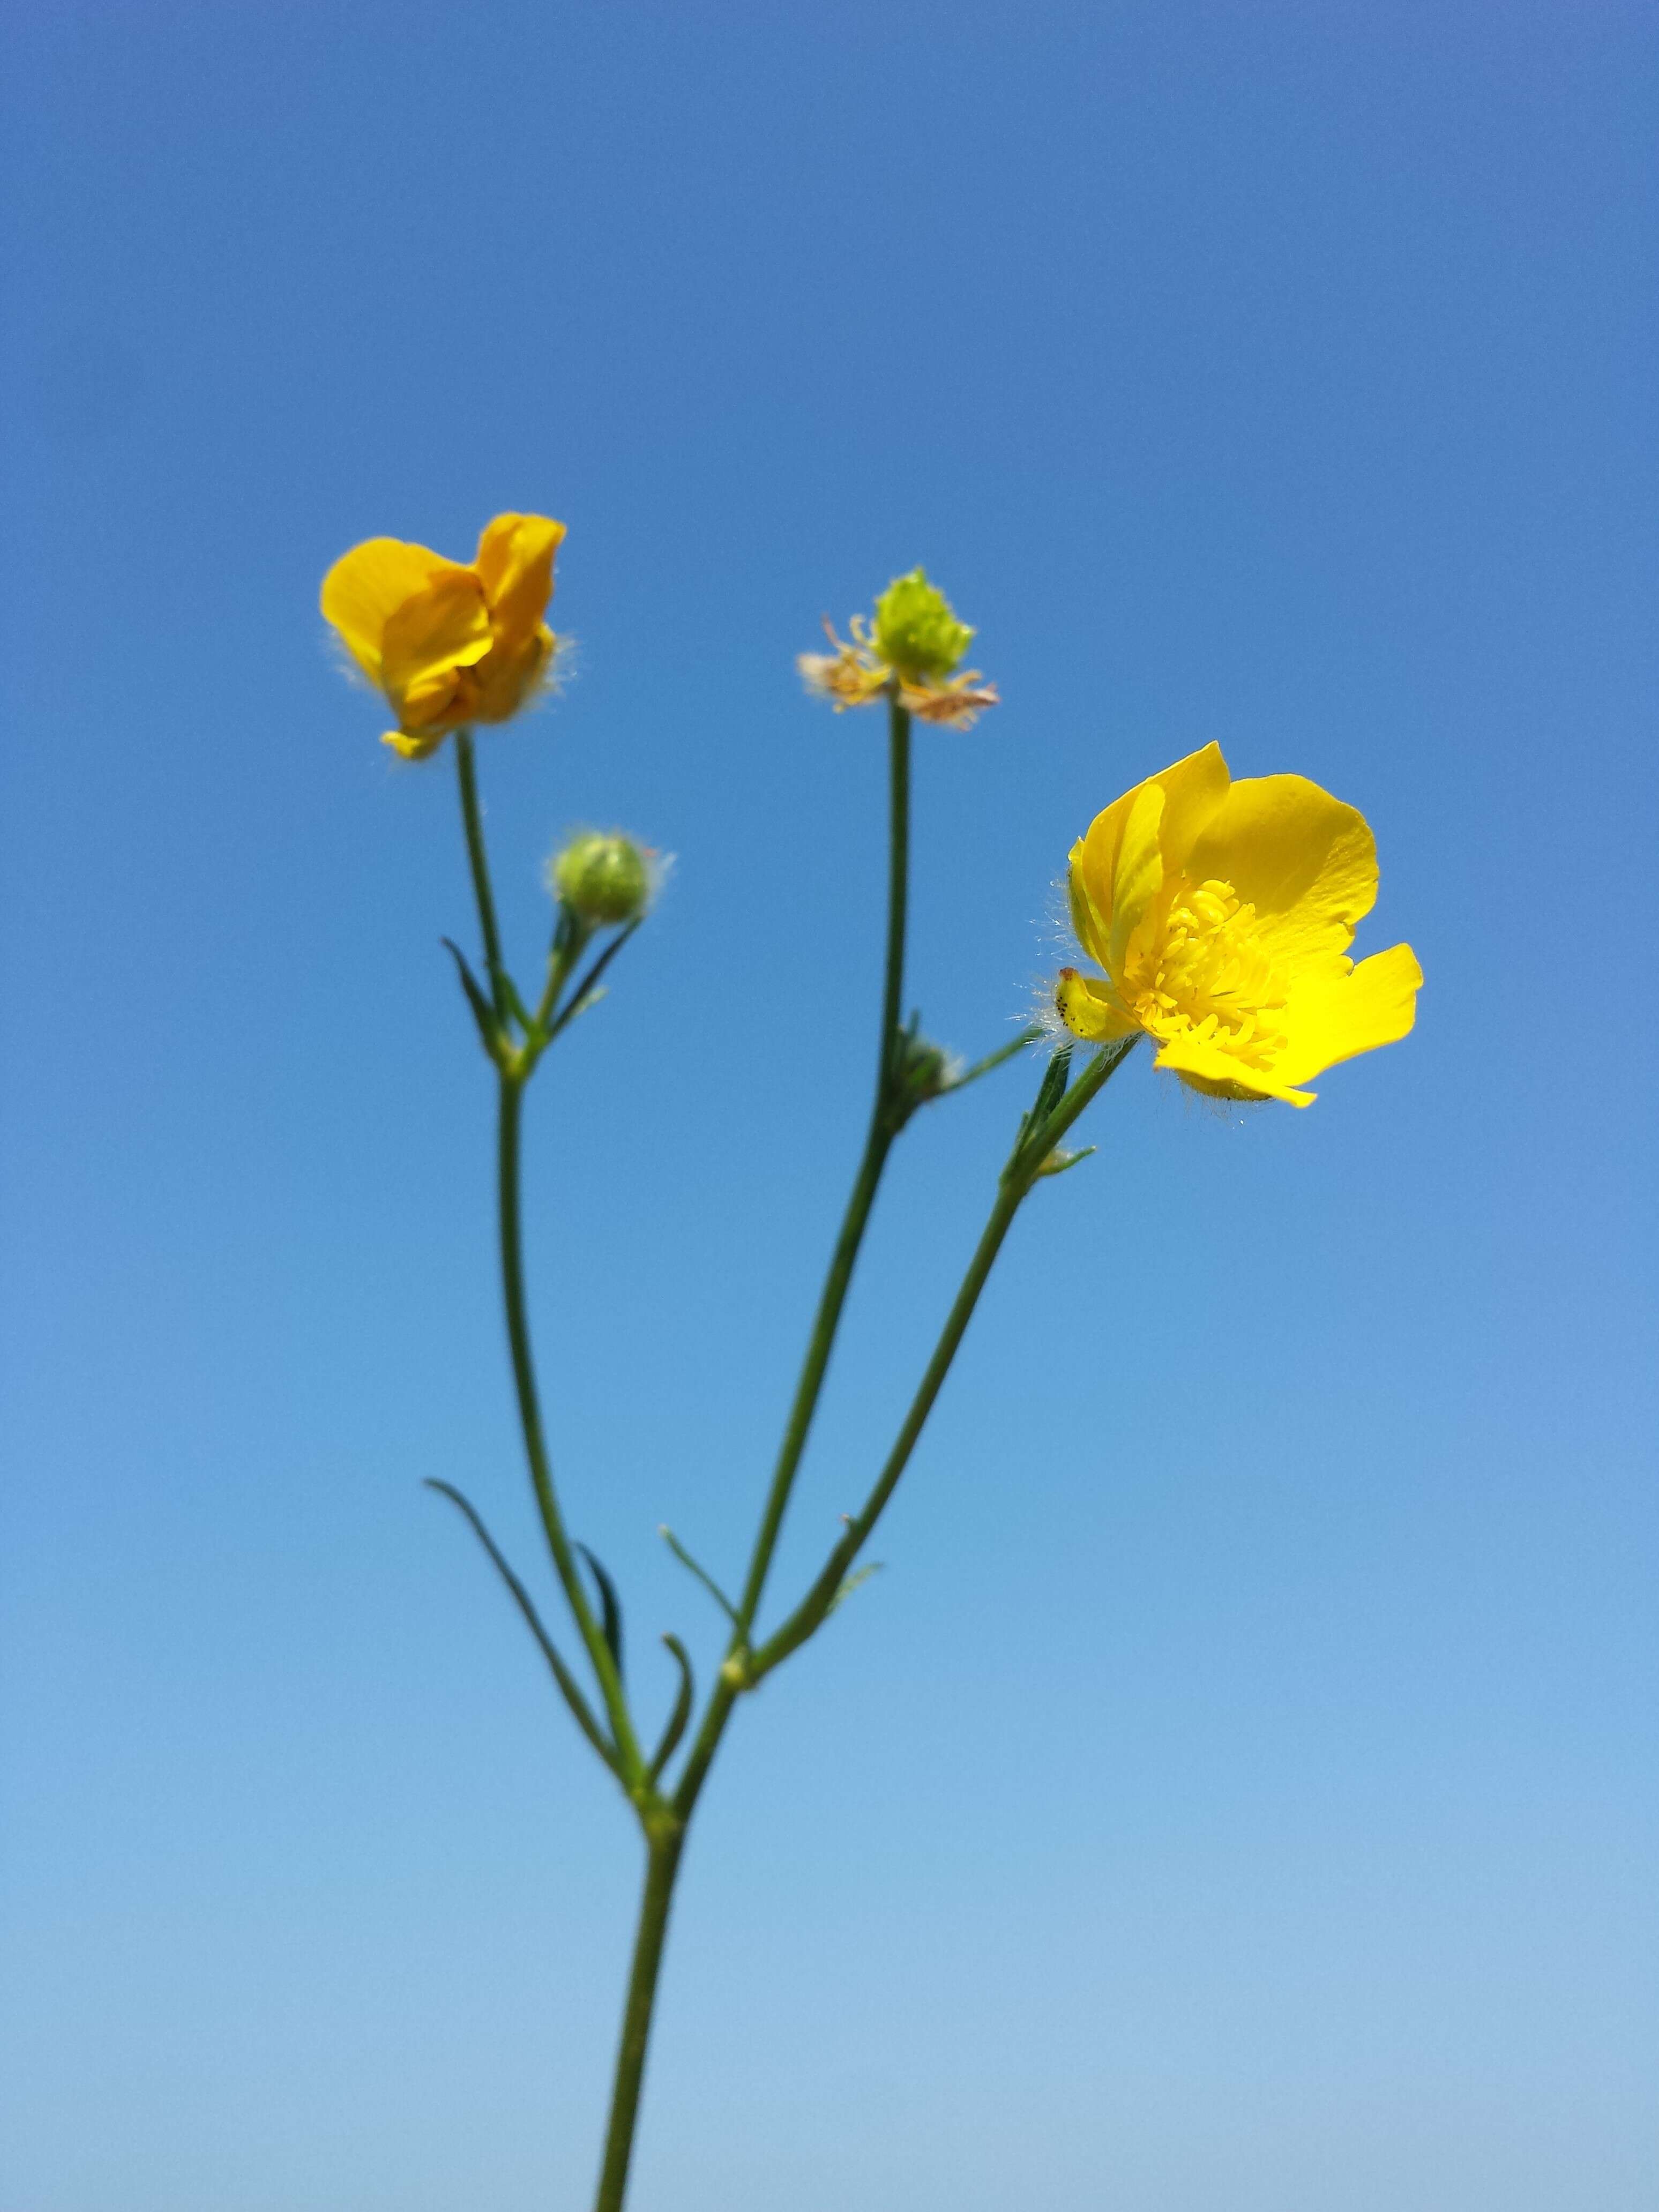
[1066,849,1105,958]
[1107,780,1168,974]
[378,569,492,724]
[1149,1027,1317,1108]
[1055,969,1139,1043]
[471,624,556,726]
[1273,942,1422,1086]
[474,513,566,648]
[1183,773,1377,965]
[320,537,464,684]
[381,727,449,761]
[1071,743,1230,965]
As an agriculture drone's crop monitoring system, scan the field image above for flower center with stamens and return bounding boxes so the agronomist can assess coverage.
[1120,878,1288,1070]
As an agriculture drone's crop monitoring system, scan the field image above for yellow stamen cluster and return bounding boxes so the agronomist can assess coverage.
[1120,878,1287,1073]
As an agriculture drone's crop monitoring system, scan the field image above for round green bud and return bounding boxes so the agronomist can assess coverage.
[550,831,652,926]
[872,568,975,682]
[896,1032,953,1101]
[890,1028,963,1127]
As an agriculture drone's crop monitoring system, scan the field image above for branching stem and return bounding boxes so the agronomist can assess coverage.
[444,712,1131,2212]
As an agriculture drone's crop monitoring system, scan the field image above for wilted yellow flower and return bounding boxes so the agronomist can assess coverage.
[798,569,998,730]
[321,513,566,758]
[1056,743,1421,1107]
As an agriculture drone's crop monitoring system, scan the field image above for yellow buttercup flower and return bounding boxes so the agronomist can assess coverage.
[798,569,998,730]
[1055,743,1421,1107]
[321,513,566,758]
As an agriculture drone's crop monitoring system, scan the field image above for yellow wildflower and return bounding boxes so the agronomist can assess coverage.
[798,569,998,730]
[321,513,566,758]
[1055,743,1421,1107]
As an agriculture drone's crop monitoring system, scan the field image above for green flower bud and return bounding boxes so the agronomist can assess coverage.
[549,830,652,926]
[871,569,974,682]
[890,1025,963,1127]
[895,1031,954,1102]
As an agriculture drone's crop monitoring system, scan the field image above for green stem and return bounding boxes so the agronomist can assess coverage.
[879,692,911,1090]
[450,725,676,2209]
[593,1829,685,2212]
[533,918,588,1035]
[754,1037,1136,1680]
[544,920,640,1041]
[666,700,913,1832]
[731,1127,891,1632]
[729,694,913,1646]
[944,1023,1044,1094]
[753,1191,1021,1678]
[598,1049,1137,2206]
[455,731,509,1020]
[451,739,641,1776]
[497,1074,644,1780]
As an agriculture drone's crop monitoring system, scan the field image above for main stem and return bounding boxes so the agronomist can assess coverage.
[592,1830,683,2212]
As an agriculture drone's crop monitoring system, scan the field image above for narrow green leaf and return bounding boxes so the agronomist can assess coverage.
[1032,1044,1073,1123]
[545,920,641,1041]
[423,1481,617,1773]
[648,1635,695,1781]
[549,903,586,963]
[576,1543,626,1683]
[657,1525,739,1624]
[941,1025,1043,1095]
[440,938,503,1058]
[826,1560,885,1616]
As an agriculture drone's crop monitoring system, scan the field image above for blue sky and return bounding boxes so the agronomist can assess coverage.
[1,4,1654,2208]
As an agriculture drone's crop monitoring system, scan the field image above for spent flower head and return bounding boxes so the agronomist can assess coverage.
[798,568,998,730]
[871,570,975,682]
[549,829,656,927]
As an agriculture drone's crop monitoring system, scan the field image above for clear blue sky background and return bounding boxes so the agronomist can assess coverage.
[2,4,1654,2209]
